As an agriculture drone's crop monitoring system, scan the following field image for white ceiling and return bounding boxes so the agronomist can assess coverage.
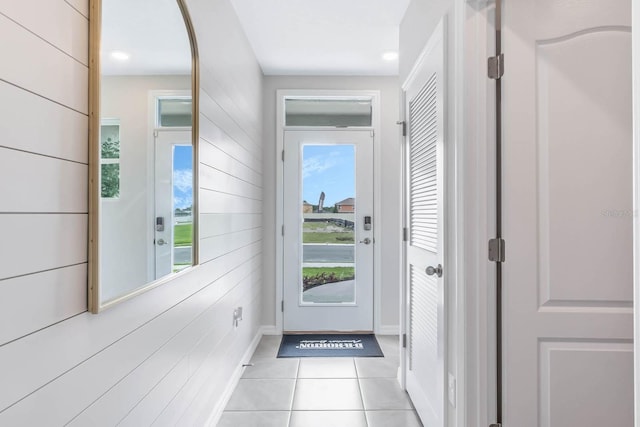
[101,0,410,77]
[229,0,411,76]
[101,0,191,76]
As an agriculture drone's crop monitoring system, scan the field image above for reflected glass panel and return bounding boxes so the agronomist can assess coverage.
[301,144,356,304]
[172,144,193,271]
[159,98,193,127]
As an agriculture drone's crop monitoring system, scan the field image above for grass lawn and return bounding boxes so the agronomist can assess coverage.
[302,221,354,243]
[302,266,355,279]
[303,222,329,231]
[174,223,193,247]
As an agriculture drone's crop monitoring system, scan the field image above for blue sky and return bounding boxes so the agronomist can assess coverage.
[302,145,355,206]
[173,145,193,209]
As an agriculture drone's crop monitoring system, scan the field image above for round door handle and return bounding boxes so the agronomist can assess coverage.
[157,238,167,246]
[359,238,372,245]
[426,264,443,278]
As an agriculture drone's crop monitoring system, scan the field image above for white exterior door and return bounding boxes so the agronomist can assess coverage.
[154,130,192,279]
[403,19,446,427]
[283,130,374,332]
[502,1,633,425]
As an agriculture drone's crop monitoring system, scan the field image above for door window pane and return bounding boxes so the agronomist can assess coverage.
[301,144,356,304]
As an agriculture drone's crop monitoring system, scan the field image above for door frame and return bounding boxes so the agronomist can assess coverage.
[457,1,499,426]
[275,89,382,333]
[632,1,640,421]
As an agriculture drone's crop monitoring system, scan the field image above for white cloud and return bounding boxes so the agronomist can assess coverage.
[174,195,192,209]
[303,156,339,178]
[173,169,193,193]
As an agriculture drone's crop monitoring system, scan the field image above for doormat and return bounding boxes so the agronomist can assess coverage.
[277,334,384,358]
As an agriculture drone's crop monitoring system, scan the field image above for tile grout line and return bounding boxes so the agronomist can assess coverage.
[287,357,301,426]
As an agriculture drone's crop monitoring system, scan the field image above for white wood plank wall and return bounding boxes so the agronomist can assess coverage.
[0,0,264,424]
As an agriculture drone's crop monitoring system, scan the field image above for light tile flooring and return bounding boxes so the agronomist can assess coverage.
[218,335,423,427]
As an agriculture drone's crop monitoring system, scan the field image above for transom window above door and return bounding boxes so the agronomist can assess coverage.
[284,97,373,127]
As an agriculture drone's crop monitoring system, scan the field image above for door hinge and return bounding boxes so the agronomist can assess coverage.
[488,54,504,80]
[396,120,407,136]
[281,300,284,312]
[402,333,407,348]
[281,225,285,236]
[281,150,285,162]
[153,130,159,137]
[370,129,375,138]
[488,238,505,262]
[403,227,409,242]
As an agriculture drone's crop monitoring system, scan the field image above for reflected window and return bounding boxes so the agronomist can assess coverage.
[158,98,192,127]
[100,120,120,198]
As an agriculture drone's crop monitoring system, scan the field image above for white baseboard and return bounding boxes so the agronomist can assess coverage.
[260,325,281,335]
[376,325,400,335]
[206,326,267,426]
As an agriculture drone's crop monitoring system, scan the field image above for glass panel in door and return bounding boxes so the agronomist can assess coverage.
[301,144,356,304]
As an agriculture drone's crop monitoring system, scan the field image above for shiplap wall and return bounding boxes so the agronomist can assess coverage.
[0,0,264,425]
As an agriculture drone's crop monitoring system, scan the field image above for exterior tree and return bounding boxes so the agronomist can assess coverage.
[101,136,120,198]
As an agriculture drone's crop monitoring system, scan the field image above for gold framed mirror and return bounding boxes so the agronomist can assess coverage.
[88,0,200,313]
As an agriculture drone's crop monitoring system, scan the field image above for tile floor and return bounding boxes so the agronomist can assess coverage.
[218,335,423,427]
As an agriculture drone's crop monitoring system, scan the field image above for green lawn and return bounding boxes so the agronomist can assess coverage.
[302,221,354,244]
[174,223,193,247]
[302,266,355,292]
[302,267,355,279]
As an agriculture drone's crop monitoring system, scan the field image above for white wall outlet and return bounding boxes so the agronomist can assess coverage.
[448,373,456,407]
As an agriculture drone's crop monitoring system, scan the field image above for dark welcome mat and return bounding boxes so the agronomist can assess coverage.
[277,334,384,358]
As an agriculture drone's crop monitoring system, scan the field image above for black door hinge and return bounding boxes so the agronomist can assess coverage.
[488,238,505,262]
[488,54,504,80]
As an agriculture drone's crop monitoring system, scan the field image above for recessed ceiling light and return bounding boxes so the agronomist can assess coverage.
[382,51,399,61]
[110,51,130,61]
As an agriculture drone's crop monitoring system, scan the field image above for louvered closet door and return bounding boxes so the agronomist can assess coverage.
[403,19,445,427]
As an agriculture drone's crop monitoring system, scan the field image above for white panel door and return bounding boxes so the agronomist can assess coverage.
[403,19,446,427]
[502,1,633,425]
[283,130,374,332]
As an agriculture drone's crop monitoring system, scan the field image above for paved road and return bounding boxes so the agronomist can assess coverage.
[303,244,354,263]
[174,244,352,265]
[174,246,192,264]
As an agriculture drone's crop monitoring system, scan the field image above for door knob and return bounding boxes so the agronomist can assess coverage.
[426,264,443,278]
[359,237,372,245]
[157,238,167,246]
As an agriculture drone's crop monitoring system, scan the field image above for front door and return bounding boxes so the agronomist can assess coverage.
[283,130,374,332]
[154,130,193,279]
[403,19,446,427]
[502,0,633,425]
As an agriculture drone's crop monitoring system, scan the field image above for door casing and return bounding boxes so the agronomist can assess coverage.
[275,90,382,334]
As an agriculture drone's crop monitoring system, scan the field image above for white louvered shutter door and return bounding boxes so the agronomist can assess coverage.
[403,20,446,427]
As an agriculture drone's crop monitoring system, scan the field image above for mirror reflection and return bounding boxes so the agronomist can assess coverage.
[97,0,196,305]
